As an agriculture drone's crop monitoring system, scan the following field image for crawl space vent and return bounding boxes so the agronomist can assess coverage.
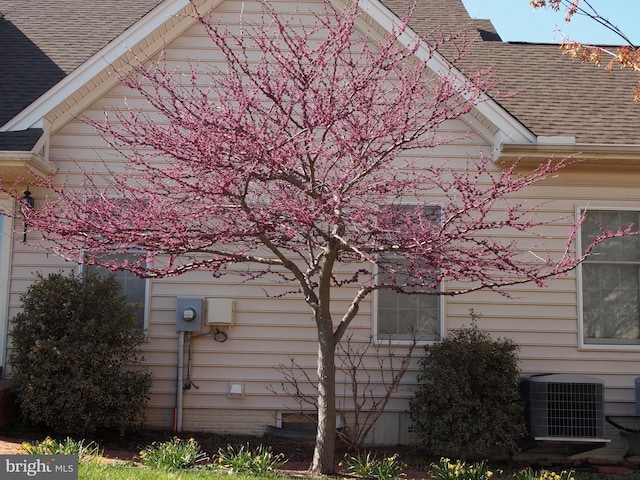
[522,374,608,442]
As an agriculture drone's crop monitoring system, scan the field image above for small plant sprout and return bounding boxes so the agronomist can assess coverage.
[215,443,287,476]
[138,437,208,471]
[342,451,406,480]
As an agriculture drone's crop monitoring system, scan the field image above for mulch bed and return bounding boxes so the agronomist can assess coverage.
[0,428,432,479]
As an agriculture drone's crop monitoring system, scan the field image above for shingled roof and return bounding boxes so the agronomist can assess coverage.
[465,41,640,145]
[0,0,163,128]
[0,0,638,147]
[381,0,640,146]
[0,128,43,151]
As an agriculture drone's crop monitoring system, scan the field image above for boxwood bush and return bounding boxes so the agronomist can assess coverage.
[9,271,152,435]
[409,315,526,459]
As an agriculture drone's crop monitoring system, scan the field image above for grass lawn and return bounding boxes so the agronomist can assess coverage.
[79,462,283,480]
[79,462,640,480]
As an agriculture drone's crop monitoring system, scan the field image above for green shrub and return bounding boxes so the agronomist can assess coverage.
[215,443,287,476]
[9,271,152,435]
[409,314,527,459]
[342,451,405,480]
[138,437,208,471]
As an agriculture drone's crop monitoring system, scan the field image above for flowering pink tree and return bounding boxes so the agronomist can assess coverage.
[4,0,630,474]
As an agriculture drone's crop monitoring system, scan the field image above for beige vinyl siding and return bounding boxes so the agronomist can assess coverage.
[5,0,636,448]
[142,271,385,412]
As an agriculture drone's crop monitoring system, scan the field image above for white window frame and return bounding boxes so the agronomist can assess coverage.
[577,206,640,350]
[372,279,444,345]
[79,252,150,332]
[372,203,444,345]
[0,199,14,372]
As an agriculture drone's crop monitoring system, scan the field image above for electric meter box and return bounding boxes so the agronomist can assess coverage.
[176,298,203,332]
[206,298,234,325]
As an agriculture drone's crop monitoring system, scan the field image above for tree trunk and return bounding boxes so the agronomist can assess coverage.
[310,319,337,475]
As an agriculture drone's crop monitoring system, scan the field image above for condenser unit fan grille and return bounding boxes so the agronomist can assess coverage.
[523,374,606,441]
[546,382,603,437]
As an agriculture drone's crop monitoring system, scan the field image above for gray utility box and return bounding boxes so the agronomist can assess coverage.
[176,298,203,332]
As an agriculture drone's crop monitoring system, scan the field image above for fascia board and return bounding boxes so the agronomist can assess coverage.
[358,0,536,147]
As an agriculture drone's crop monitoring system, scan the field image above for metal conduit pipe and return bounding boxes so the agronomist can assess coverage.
[175,331,185,432]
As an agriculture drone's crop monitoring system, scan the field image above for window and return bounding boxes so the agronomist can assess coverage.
[86,253,148,330]
[374,205,442,342]
[579,209,640,345]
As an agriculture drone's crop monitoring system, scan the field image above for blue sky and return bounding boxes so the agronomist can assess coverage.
[460,0,639,45]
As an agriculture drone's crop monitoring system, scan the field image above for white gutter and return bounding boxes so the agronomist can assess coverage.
[498,142,640,165]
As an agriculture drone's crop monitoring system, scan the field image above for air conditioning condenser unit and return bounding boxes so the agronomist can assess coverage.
[521,374,609,443]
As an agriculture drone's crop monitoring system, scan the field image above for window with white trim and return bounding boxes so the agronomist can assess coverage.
[86,253,148,330]
[374,205,442,342]
[580,209,640,345]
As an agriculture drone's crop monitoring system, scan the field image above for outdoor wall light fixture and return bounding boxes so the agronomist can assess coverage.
[21,190,34,243]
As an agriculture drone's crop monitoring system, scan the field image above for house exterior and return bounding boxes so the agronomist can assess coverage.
[1,0,640,461]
